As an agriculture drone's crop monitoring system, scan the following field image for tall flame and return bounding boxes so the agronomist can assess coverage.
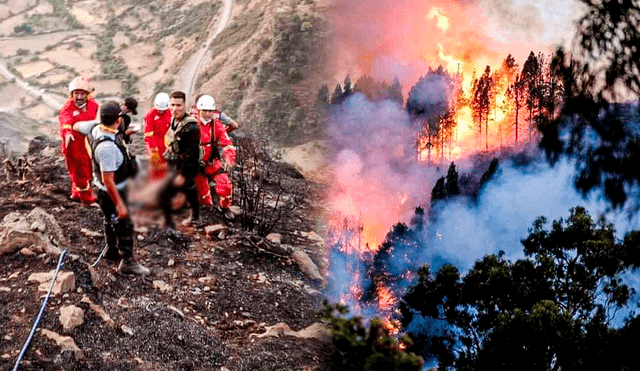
[428,7,450,32]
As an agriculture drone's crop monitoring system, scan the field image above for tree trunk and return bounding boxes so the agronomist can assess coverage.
[515,94,520,143]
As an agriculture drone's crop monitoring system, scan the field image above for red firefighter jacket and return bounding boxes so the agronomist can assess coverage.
[58,98,99,147]
[144,108,172,156]
[198,111,235,166]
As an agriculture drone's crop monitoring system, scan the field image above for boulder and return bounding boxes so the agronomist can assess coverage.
[249,322,331,342]
[250,322,294,339]
[28,270,75,296]
[291,251,324,284]
[299,231,325,247]
[204,224,227,239]
[59,305,84,332]
[265,233,282,245]
[41,329,84,360]
[81,296,115,327]
[0,207,65,256]
[296,322,331,343]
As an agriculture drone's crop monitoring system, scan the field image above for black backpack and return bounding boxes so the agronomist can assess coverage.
[90,134,138,184]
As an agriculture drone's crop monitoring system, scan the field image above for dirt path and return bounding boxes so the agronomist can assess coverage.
[0,61,65,110]
[0,30,87,111]
[174,0,235,99]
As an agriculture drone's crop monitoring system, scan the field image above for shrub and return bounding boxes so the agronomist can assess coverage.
[322,303,424,371]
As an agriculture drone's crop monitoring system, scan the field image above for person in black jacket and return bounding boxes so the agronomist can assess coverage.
[118,97,138,144]
[161,91,201,229]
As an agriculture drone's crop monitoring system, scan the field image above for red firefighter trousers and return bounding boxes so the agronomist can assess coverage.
[195,159,232,209]
[62,133,95,204]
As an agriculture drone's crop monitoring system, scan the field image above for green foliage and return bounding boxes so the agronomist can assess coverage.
[271,12,318,84]
[431,162,460,204]
[430,177,446,204]
[153,79,175,96]
[330,83,343,105]
[323,303,424,371]
[261,89,302,143]
[400,207,640,370]
[209,9,262,57]
[539,0,640,209]
[47,0,83,29]
[158,2,219,39]
[95,18,139,96]
[13,23,34,35]
[479,158,499,188]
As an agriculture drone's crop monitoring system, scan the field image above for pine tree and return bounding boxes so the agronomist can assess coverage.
[430,177,446,204]
[343,75,353,98]
[445,162,460,196]
[521,52,540,140]
[507,76,524,143]
[331,83,343,105]
[472,66,493,149]
[353,75,379,101]
[317,84,329,104]
[385,76,403,105]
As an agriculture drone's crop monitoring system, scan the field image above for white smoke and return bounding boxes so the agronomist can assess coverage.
[325,93,640,327]
[428,156,639,268]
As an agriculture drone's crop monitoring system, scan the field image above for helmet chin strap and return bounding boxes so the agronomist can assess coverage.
[76,100,87,109]
[201,118,212,124]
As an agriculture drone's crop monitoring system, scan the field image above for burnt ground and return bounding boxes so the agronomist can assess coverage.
[0,137,332,371]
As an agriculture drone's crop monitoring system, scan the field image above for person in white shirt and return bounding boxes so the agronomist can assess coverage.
[74,101,149,275]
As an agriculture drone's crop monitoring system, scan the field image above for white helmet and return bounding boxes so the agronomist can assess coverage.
[68,76,93,94]
[196,94,216,111]
[154,92,170,110]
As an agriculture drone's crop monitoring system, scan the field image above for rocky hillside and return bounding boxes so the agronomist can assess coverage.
[0,137,332,370]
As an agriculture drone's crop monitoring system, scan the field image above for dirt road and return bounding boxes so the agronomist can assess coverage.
[0,61,65,110]
[174,0,235,99]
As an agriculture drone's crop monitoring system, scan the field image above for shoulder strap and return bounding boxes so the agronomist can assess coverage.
[91,135,129,161]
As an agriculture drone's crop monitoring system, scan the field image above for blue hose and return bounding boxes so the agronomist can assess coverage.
[12,250,68,371]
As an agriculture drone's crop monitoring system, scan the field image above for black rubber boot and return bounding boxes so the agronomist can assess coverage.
[104,222,120,261]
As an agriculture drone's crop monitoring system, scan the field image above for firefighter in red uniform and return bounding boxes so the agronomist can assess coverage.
[193,95,237,219]
[58,76,99,204]
[144,92,172,179]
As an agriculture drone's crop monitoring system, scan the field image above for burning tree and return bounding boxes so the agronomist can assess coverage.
[407,66,458,162]
[471,66,494,149]
[399,207,640,370]
[520,52,542,141]
[495,54,520,144]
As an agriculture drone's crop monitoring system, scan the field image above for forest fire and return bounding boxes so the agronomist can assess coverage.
[326,0,559,333]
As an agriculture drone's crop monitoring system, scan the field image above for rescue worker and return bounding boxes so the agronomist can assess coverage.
[58,76,99,204]
[144,92,172,179]
[73,101,150,275]
[162,91,201,228]
[190,93,238,133]
[193,95,237,219]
